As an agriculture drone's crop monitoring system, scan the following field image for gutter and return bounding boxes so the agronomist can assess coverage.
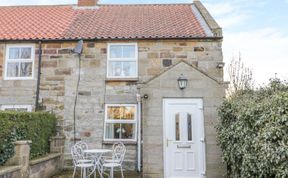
[0,36,223,43]
[35,41,42,111]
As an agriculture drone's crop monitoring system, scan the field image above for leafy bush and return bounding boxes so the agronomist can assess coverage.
[0,112,57,165]
[217,79,288,177]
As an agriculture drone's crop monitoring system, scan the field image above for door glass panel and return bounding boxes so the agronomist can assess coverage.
[175,113,180,141]
[187,113,192,141]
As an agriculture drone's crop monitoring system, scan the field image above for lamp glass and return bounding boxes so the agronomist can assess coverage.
[177,74,188,90]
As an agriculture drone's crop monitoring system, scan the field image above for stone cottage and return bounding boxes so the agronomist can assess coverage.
[0,0,227,177]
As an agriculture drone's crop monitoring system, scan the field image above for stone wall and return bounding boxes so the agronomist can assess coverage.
[29,154,62,178]
[0,138,64,178]
[141,62,226,178]
[0,39,224,173]
[0,166,21,178]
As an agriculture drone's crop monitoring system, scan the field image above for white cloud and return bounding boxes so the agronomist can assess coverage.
[223,28,288,84]
[205,2,235,16]
[204,1,251,28]
[218,13,249,29]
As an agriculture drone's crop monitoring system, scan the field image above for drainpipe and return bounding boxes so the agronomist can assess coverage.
[35,41,42,111]
[136,93,142,172]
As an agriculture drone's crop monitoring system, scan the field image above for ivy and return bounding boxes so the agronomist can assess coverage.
[0,112,57,165]
[217,78,288,178]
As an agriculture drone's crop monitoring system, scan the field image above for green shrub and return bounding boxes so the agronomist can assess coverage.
[217,79,288,177]
[0,112,57,165]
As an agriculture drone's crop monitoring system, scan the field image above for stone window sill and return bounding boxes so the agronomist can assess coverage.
[102,141,137,145]
[105,78,138,82]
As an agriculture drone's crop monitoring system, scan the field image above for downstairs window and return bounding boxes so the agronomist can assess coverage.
[104,104,137,141]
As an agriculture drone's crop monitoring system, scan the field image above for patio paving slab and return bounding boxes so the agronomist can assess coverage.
[51,170,141,178]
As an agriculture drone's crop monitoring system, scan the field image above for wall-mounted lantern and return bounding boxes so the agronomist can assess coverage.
[177,74,188,90]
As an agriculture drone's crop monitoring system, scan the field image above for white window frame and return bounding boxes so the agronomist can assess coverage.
[0,105,33,112]
[104,104,137,142]
[107,43,138,79]
[4,44,35,80]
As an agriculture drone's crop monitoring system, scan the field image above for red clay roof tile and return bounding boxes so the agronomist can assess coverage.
[0,4,212,40]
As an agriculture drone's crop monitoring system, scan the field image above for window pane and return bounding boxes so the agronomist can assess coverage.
[107,106,135,120]
[108,61,122,76]
[105,123,135,139]
[9,48,20,59]
[123,45,135,58]
[108,61,136,77]
[7,62,19,77]
[106,123,121,139]
[20,62,33,77]
[110,45,122,58]
[20,47,32,59]
[121,123,135,139]
[123,61,136,76]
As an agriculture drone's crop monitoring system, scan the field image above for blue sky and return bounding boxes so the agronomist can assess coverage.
[1,0,287,84]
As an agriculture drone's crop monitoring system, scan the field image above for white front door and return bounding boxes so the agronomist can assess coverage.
[164,99,205,178]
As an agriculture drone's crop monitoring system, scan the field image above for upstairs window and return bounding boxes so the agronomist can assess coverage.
[5,45,35,80]
[107,43,138,78]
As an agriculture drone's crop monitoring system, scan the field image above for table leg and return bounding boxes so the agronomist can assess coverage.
[110,166,114,178]
[83,168,86,178]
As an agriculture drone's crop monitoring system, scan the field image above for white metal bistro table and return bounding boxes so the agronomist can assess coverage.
[84,149,112,178]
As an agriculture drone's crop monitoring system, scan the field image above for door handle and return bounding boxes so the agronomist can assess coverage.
[166,139,172,147]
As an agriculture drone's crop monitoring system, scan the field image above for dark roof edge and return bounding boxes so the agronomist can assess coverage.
[0,36,223,42]
[193,0,222,38]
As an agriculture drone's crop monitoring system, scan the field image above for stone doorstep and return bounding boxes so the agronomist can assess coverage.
[0,165,21,174]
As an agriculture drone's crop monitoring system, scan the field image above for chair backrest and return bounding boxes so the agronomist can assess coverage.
[70,141,88,165]
[71,145,85,166]
[75,141,88,151]
[112,142,126,164]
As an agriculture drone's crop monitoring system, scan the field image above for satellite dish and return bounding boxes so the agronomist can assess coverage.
[72,40,83,54]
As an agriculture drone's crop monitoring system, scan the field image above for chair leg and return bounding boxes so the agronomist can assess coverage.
[100,166,104,178]
[120,166,124,178]
[72,167,76,178]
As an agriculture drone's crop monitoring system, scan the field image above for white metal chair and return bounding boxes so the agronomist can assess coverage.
[71,142,97,178]
[102,142,126,178]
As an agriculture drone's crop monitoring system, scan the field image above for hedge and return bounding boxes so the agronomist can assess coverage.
[0,112,57,165]
[217,79,288,177]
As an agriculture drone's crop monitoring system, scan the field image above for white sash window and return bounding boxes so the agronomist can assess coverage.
[104,104,137,141]
[107,43,138,78]
[5,44,35,80]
